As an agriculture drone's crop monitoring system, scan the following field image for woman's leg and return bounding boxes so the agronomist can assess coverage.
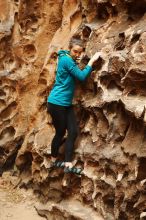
[47,103,67,160]
[65,106,78,165]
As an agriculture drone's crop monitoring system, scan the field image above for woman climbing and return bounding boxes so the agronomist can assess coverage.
[47,38,103,174]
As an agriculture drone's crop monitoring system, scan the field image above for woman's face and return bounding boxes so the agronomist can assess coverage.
[70,45,83,61]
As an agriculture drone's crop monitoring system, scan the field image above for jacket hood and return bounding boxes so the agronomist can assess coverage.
[58,50,70,57]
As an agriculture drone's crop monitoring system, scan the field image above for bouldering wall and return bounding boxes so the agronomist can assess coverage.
[1,0,146,219]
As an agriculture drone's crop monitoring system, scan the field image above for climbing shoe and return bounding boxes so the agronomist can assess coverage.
[64,166,83,175]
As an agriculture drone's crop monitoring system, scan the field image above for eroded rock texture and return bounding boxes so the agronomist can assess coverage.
[1,0,146,219]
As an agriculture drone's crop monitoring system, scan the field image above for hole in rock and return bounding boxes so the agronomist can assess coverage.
[0,89,6,96]
[17,152,33,171]
[9,60,14,66]
[126,202,139,219]
[97,3,118,20]
[93,82,98,95]
[137,157,146,180]
[30,14,38,22]
[0,101,17,120]
[86,160,99,167]
[118,212,128,220]
[38,78,47,85]
[127,89,137,96]
[120,67,126,78]
[33,154,43,164]
[127,0,146,20]
[1,137,24,173]
[38,102,47,111]
[0,99,6,105]
[82,26,92,39]
[99,74,111,87]
[103,194,115,208]
[23,44,36,60]
[4,85,16,94]
[115,32,125,50]
[79,108,90,128]
[92,56,104,71]
[38,90,47,97]
[50,52,58,60]
[131,33,141,44]
[0,126,15,146]
[0,146,5,154]
[82,14,86,19]
[107,80,123,91]
[81,55,90,65]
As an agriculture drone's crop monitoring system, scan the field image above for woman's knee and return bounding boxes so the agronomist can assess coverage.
[56,130,66,139]
[52,132,65,148]
[68,128,78,140]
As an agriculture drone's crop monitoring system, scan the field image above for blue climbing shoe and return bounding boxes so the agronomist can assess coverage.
[64,166,83,175]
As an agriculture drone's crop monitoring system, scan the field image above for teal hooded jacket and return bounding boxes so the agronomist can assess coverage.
[47,50,92,106]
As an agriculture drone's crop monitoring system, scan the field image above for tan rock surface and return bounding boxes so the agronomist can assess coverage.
[1,0,146,219]
[0,172,44,220]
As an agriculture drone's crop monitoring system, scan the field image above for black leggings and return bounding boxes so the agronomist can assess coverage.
[47,102,78,162]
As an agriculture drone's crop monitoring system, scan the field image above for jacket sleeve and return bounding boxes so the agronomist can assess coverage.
[63,56,92,81]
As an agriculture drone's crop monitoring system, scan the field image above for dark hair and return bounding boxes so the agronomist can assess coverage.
[69,38,84,49]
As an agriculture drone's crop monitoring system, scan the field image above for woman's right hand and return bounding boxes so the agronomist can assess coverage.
[88,52,103,67]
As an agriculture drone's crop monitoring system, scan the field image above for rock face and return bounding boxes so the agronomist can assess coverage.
[1,0,146,219]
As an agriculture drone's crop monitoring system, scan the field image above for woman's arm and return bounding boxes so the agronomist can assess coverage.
[64,52,102,81]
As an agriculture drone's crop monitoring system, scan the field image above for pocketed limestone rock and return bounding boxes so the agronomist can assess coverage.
[1,0,146,219]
